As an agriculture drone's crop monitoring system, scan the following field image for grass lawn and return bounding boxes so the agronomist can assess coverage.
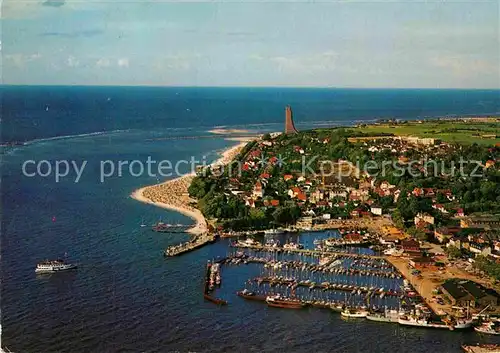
[348,120,500,145]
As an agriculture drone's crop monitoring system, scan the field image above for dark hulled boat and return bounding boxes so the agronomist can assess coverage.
[266,294,304,309]
[203,294,228,305]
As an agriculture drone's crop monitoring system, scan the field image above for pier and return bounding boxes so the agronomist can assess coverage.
[224,256,401,278]
[252,276,404,296]
[231,244,384,259]
[203,260,227,305]
[164,233,216,257]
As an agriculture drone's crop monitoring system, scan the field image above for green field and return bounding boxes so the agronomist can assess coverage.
[347,119,500,145]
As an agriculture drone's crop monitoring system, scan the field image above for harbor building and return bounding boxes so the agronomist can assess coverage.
[441,279,498,308]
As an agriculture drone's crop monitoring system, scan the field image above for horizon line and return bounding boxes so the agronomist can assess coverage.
[1,84,500,90]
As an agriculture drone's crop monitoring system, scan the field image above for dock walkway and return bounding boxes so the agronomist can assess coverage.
[232,244,384,259]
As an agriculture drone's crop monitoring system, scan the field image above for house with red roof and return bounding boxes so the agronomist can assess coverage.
[485,160,496,169]
[253,181,264,198]
[433,204,448,214]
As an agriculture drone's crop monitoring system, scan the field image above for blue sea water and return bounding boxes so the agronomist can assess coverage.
[1,86,500,353]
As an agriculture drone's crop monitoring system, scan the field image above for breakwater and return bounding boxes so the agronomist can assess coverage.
[164,234,216,257]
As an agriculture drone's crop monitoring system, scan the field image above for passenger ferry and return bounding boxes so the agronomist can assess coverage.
[35,259,77,273]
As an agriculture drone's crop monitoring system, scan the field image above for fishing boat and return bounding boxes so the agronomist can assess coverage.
[366,309,399,323]
[398,315,449,329]
[474,320,500,335]
[266,294,304,309]
[341,308,369,318]
[236,289,267,301]
[35,259,77,273]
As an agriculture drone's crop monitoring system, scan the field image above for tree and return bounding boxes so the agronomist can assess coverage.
[445,246,462,259]
[392,209,404,229]
[272,206,301,225]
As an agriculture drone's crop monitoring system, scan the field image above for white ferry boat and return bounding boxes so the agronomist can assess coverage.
[35,259,77,273]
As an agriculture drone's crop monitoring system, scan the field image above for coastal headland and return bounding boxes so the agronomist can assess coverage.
[130,140,251,235]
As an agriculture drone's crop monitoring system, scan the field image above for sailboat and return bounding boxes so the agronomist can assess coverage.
[140,217,147,227]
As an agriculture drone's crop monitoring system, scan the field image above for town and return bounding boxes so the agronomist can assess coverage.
[185,108,500,329]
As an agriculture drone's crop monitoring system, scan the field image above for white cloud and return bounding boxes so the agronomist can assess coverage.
[257,51,338,74]
[4,53,42,68]
[117,58,129,67]
[96,58,111,68]
[429,54,498,77]
[66,55,79,67]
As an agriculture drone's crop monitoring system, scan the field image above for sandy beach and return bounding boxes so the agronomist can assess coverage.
[130,141,248,235]
[208,128,252,135]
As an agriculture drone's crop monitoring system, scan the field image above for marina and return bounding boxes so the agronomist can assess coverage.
[202,230,498,334]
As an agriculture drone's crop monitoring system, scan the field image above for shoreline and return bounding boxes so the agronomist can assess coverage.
[130,141,249,235]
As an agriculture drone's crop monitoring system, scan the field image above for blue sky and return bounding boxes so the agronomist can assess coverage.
[2,1,499,88]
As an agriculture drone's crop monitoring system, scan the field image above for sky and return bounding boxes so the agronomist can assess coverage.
[2,0,499,88]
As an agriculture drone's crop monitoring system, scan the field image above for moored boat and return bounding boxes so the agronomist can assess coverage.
[203,294,227,305]
[341,308,369,318]
[474,321,500,335]
[236,238,260,248]
[266,294,304,309]
[398,315,449,329]
[236,289,267,301]
[366,309,399,323]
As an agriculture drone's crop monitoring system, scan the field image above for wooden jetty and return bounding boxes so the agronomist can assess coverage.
[164,233,216,257]
[226,256,400,278]
[231,244,384,259]
[203,261,227,305]
[252,277,403,297]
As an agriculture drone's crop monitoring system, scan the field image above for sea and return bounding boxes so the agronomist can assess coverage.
[1,86,500,353]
